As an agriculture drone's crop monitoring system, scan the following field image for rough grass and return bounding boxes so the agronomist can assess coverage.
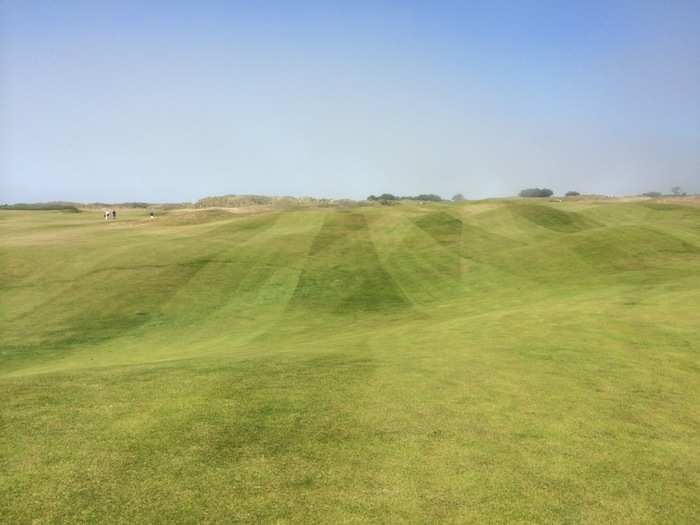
[1,202,699,524]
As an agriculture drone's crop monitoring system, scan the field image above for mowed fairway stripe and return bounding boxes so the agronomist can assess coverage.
[1,201,699,523]
[3,211,328,375]
[289,209,409,313]
[367,208,465,305]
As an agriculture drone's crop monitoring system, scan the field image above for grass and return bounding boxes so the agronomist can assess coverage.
[1,201,699,524]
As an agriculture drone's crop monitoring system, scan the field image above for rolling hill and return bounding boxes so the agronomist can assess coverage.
[1,199,699,523]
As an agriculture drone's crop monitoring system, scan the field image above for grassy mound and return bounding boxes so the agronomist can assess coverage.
[413,211,463,246]
[510,202,600,232]
[1,200,699,523]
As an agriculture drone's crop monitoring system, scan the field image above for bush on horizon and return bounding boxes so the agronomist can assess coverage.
[519,188,554,198]
[367,193,443,202]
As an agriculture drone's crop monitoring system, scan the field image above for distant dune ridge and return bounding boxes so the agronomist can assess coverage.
[194,194,338,208]
[2,192,698,211]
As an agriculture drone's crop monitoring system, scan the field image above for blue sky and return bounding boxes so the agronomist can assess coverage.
[1,1,698,202]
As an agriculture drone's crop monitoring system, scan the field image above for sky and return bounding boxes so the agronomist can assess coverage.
[1,1,699,203]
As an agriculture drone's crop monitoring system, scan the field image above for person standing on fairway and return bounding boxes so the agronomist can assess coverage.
[112,209,116,220]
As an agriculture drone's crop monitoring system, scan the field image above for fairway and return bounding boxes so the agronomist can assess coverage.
[2,200,699,523]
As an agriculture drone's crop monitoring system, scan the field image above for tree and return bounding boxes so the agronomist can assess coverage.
[519,188,553,198]
[368,193,443,202]
[452,193,465,202]
[414,194,442,202]
[565,191,580,197]
[378,193,398,201]
[672,186,682,196]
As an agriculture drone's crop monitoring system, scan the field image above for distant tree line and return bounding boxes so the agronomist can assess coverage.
[0,202,82,212]
[0,201,195,211]
[367,193,443,202]
[643,187,687,198]
[95,201,150,208]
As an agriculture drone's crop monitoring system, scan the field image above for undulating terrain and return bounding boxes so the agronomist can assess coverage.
[2,200,699,523]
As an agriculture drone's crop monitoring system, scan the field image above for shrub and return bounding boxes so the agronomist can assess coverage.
[519,188,554,198]
[671,186,684,196]
[413,194,442,202]
[378,193,398,201]
[367,193,442,202]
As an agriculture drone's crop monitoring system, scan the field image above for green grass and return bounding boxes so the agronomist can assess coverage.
[1,202,699,524]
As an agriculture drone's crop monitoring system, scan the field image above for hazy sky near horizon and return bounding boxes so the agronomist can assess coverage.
[1,1,699,202]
